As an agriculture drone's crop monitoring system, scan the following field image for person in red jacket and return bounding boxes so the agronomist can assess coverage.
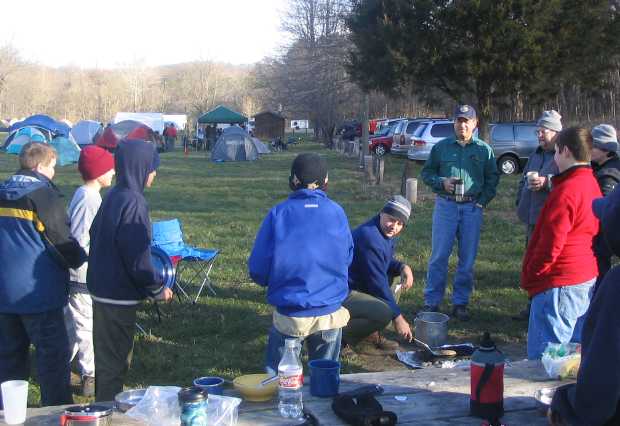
[521,127,601,359]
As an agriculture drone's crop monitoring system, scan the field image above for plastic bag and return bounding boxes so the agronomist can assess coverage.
[541,343,581,379]
[126,386,242,426]
[126,386,181,426]
[208,394,242,426]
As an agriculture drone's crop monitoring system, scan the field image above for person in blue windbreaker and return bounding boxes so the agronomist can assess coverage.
[249,153,353,373]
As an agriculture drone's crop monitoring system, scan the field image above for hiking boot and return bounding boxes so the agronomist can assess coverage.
[353,339,385,356]
[340,343,357,358]
[452,305,470,321]
[374,332,400,351]
[82,376,95,398]
[353,332,399,355]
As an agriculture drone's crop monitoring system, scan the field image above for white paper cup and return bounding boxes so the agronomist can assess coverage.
[1,380,28,425]
[526,171,539,188]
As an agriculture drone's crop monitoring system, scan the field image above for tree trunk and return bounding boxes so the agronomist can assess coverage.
[477,93,492,142]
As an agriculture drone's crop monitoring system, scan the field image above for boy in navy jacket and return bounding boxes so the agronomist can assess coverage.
[344,195,414,354]
[249,153,353,373]
[87,140,172,401]
[0,142,86,407]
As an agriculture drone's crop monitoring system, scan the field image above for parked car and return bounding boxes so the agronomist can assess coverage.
[407,119,459,162]
[369,121,401,156]
[376,118,405,134]
[488,122,538,175]
[390,118,432,156]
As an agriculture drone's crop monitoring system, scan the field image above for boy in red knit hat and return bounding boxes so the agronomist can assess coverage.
[64,145,115,397]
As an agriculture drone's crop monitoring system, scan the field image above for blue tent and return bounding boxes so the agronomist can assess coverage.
[50,136,81,166]
[3,114,71,149]
[71,120,102,146]
[8,114,71,138]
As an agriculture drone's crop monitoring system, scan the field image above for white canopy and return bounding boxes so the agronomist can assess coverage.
[114,112,165,134]
[163,114,187,130]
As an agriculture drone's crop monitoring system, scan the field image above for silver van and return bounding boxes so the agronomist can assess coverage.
[407,119,458,162]
[489,122,538,174]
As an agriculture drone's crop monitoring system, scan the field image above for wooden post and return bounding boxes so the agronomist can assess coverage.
[359,92,370,171]
[373,155,385,185]
[400,160,416,195]
[406,178,418,204]
[364,155,375,184]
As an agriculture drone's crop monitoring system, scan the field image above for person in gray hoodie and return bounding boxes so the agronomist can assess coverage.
[514,110,562,320]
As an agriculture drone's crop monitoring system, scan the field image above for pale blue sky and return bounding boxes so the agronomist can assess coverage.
[3,0,289,68]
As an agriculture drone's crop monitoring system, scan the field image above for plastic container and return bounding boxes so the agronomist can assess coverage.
[1,380,28,425]
[278,339,303,419]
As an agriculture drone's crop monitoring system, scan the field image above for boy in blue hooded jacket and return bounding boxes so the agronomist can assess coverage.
[0,142,86,407]
[249,153,353,373]
[87,140,172,402]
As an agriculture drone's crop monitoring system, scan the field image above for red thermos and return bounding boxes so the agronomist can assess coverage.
[470,332,505,424]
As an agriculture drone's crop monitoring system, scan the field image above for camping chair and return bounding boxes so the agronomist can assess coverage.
[152,219,219,304]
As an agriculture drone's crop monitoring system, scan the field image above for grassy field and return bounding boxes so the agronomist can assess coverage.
[0,138,529,404]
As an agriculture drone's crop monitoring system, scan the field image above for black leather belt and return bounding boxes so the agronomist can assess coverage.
[440,194,475,203]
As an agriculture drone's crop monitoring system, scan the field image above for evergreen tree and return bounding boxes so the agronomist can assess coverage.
[347,0,620,138]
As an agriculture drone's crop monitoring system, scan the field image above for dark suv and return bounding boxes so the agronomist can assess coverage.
[489,122,538,175]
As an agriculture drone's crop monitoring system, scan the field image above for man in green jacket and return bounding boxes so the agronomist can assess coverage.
[420,105,499,320]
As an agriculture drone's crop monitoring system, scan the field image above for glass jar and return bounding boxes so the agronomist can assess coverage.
[178,386,208,426]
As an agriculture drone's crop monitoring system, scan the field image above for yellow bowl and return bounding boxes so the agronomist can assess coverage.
[233,373,278,402]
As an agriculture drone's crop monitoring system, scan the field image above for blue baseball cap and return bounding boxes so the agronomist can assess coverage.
[454,104,476,120]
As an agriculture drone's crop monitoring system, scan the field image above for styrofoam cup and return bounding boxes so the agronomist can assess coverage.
[1,380,28,424]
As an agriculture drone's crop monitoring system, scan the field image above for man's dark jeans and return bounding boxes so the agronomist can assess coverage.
[0,308,73,407]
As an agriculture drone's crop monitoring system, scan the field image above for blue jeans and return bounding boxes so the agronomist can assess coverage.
[0,308,72,407]
[527,278,595,360]
[424,197,483,307]
[264,325,341,374]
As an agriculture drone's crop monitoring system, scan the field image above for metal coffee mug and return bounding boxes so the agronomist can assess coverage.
[454,178,465,202]
[526,171,539,189]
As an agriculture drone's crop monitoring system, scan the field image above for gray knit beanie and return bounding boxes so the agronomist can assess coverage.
[537,110,563,132]
[592,124,618,153]
[381,195,411,223]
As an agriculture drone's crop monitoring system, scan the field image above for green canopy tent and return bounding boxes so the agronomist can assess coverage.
[198,105,247,124]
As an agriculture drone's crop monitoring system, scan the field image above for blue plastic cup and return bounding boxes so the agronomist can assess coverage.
[309,359,340,397]
[192,376,225,395]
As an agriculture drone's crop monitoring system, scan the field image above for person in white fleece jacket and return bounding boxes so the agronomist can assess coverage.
[64,145,114,397]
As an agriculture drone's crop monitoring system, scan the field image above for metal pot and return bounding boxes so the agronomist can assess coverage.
[414,312,449,348]
[60,404,113,426]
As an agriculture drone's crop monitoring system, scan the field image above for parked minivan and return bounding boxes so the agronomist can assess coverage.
[407,119,460,162]
[488,122,538,175]
[390,118,430,156]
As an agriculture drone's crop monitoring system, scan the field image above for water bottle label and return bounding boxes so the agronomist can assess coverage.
[279,373,303,389]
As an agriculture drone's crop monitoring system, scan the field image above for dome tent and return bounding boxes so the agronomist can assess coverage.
[211,133,258,162]
[71,120,103,146]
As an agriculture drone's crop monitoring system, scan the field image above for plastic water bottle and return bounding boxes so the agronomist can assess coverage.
[278,339,303,418]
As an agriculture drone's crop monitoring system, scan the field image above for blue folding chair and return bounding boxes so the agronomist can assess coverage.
[152,219,219,304]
